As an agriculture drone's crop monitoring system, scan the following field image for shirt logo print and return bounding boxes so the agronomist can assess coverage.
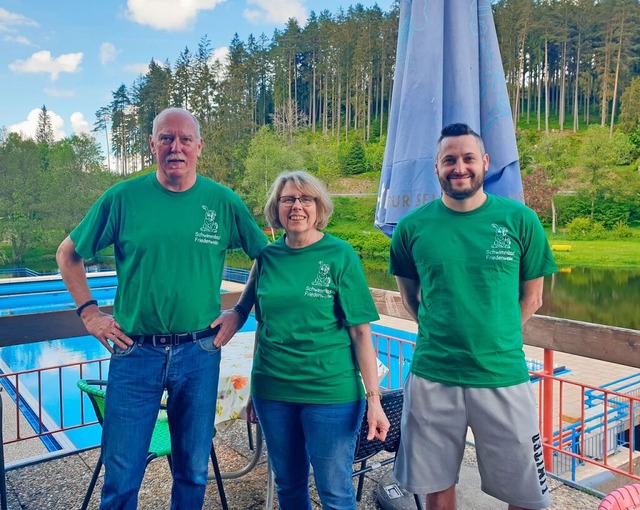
[486,223,515,262]
[311,261,331,287]
[201,205,219,234]
[491,223,511,249]
[194,205,222,246]
[304,261,333,299]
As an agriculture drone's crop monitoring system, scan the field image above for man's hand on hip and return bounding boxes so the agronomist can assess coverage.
[82,309,133,353]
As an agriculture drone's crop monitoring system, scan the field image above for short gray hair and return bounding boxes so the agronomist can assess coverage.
[152,108,201,139]
[264,171,334,230]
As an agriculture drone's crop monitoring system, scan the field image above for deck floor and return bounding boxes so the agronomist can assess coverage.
[3,418,602,509]
[0,283,622,508]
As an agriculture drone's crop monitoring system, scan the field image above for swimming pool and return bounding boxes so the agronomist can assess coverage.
[0,274,117,316]
[0,274,413,452]
[0,312,411,452]
[0,335,109,450]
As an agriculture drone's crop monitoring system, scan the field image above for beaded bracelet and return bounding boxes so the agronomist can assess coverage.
[76,299,98,317]
[232,304,249,326]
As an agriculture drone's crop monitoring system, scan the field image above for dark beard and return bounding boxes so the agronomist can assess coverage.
[440,173,485,200]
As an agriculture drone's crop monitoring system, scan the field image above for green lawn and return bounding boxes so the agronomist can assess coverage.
[3,219,640,274]
[546,237,640,268]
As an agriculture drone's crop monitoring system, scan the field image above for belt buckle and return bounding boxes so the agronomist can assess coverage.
[152,334,173,347]
[174,332,189,345]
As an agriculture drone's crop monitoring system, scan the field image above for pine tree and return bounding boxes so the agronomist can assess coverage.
[35,105,54,146]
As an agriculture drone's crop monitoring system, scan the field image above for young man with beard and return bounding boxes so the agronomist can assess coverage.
[389,123,556,510]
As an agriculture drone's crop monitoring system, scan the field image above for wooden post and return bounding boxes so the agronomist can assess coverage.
[543,348,554,472]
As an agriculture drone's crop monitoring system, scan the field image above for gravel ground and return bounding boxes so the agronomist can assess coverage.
[3,420,604,509]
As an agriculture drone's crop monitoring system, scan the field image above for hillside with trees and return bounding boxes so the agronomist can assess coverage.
[2,0,640,267]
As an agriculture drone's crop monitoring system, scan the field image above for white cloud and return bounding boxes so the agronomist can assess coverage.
[243,0,307,24]
[100,42,118,65]
[0,7,38,32]
[211,46,229,64]
[8,50,83,81]
[4,34,34,45]
[8,108,66,141]
[70,112,91,134]
[209,46,229,80]
[123,62,149,74]
[126,0,226,31]
[44,88,76,97]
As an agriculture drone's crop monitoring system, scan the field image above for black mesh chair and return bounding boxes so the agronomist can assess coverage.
[352,388,404,501]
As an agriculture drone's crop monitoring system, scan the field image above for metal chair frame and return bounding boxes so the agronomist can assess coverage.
[0,389,7,510]
[77,379,228,510]
[352,388,404,501]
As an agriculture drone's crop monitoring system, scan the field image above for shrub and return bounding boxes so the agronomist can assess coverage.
[326,227,390,259]
[611,220,634,239]
[343,138,368,175]
[566,217,606,239]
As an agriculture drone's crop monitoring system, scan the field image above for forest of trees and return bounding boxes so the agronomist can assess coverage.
[2,0,640,264]
[0,128,117,263]
[91,1,640,177]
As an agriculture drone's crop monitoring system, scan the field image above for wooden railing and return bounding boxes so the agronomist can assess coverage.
[2,285,640,490]
[371,287,640,486]
[371,287,640,368]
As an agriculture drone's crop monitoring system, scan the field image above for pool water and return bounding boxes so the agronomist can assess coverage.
[0,274,414,451]
[0,274,118,316]
[0,335,109,450]
[0,313,412,451]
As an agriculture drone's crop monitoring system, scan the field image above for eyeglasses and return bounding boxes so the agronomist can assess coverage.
[277,195,316,206]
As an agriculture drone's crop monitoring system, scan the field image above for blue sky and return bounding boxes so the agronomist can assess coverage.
[1,0,393,142]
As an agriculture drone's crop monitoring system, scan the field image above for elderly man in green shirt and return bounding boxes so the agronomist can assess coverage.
[57,108,267,509]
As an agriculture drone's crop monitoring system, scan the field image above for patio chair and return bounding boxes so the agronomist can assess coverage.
[76,379,228,510]
[352,388,422,508]
[352,388,405,502]
[598,483,640,509]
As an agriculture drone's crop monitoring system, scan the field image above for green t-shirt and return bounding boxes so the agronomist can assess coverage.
[252,233,380,404]
[389,194,557,388]
[70,173,267,335]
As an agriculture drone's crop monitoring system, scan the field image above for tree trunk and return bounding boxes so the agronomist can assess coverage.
[367,68,373,141]
[322,75,328,135]
[601,26,612,126]
[573,35,581,133]
[345,74,350,142]
[513,24,528,126]
[526,64,531,125]
[380,57,385,143]
[354,80,359,131]
[312,54,317,132]
[104,128,111,171]
[609,10,625,138]
[545,36,550,133]
[337,70,342,141]
[537,64,542,131]
[559,39,567,131]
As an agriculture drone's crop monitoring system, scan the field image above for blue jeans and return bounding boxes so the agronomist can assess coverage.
[100,336,221,510]
[253,397,365,510]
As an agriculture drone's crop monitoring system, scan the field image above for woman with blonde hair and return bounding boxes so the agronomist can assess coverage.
[251,171,389,510]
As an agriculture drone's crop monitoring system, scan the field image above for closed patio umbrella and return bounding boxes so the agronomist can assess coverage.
[375,0,523,237]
